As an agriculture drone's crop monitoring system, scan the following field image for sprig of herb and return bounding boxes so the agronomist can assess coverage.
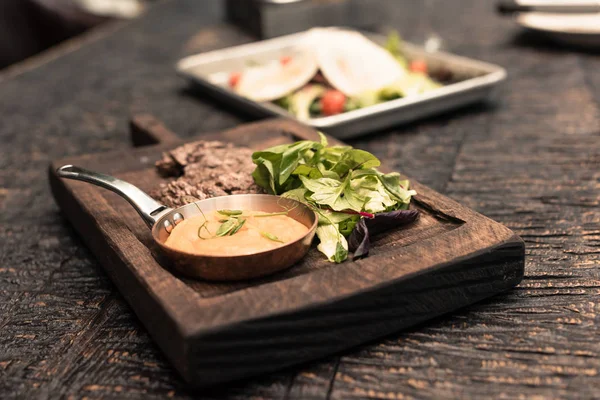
[230,218,246,235]
[251,211,288,218]
[217,209,243,216]
[214,214,248,238]
[197,221,211,239]
[260,231,284,243]
[216,219,238,236]
[193,202,212,239]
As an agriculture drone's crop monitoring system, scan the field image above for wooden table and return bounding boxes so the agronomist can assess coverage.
[1,0,598,398]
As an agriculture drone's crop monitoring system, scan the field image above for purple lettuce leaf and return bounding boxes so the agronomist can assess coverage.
[349,209,420,260]
[348,217,370,259]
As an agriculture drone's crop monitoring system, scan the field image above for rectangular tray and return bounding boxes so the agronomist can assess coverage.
[49,115,524,387]
[176,29,507,138]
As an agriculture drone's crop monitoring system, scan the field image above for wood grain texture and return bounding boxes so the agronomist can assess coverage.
[49,116,523,387]
[0,0,598,398]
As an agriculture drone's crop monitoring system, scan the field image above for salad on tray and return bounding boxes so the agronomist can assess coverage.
[223,28,446,120]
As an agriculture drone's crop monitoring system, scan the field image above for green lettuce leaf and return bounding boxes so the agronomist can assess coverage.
[292,164,322,179]
[352,169,416,204]
[280,188,309,203]
[252,156,278,194]
[333,149,381,177]
[300,176,346,208]
[300,175,366,212]
[339,215,360,236]
[378,172,417,203]
[352,176,397,213]
[317,209,355,226]
[316,224,348,263]
[279,141,315,185]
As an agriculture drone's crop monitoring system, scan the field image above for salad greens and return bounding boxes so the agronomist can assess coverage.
[275,31,442,120]
[384,30,409,69]
[252,133,418,263]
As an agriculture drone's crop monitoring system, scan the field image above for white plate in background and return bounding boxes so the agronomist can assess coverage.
[516,12,600,47]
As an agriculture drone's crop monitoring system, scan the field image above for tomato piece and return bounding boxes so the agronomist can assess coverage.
[229,71,242,87]
[409,59,428,74]
[320,90,346,116]
[280,56,293,66]
[322,91,347,116]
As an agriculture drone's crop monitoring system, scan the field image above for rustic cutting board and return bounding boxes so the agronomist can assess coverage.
[49,115,525,388]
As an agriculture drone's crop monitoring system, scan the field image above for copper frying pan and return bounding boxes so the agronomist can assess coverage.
[56,165,318,281]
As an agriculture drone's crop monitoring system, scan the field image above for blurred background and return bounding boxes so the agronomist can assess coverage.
[0,0,148,69]
[0,0,445,70]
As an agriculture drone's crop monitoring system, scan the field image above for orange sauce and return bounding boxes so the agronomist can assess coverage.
[164,210,309,256]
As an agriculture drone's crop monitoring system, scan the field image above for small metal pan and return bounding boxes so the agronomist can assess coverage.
[56,165,318,281]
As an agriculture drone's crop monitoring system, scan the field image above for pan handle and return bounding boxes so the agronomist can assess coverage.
[56,165,170,227]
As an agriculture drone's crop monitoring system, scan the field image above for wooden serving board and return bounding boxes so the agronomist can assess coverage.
[49,115,525,388]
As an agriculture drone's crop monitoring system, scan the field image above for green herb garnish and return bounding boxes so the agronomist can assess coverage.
[217,209,243,216]
[229,218,246,235]
[260,231,284,243]
[216,219,238,236]
[253,211,288,218]
[197,221,211,239]
[193,203,212,239]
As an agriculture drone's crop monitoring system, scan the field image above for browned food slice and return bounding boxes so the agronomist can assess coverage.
[153,140,263,208]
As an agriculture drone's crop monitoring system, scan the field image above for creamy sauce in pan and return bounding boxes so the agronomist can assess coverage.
[164,210,309,256]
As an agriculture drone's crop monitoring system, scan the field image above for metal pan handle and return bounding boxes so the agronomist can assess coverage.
[56,165,170,227]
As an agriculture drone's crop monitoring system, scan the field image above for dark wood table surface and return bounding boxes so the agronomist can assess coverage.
[1,0,599,398]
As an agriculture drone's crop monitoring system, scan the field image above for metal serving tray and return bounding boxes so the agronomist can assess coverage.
[176,29,506,138]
